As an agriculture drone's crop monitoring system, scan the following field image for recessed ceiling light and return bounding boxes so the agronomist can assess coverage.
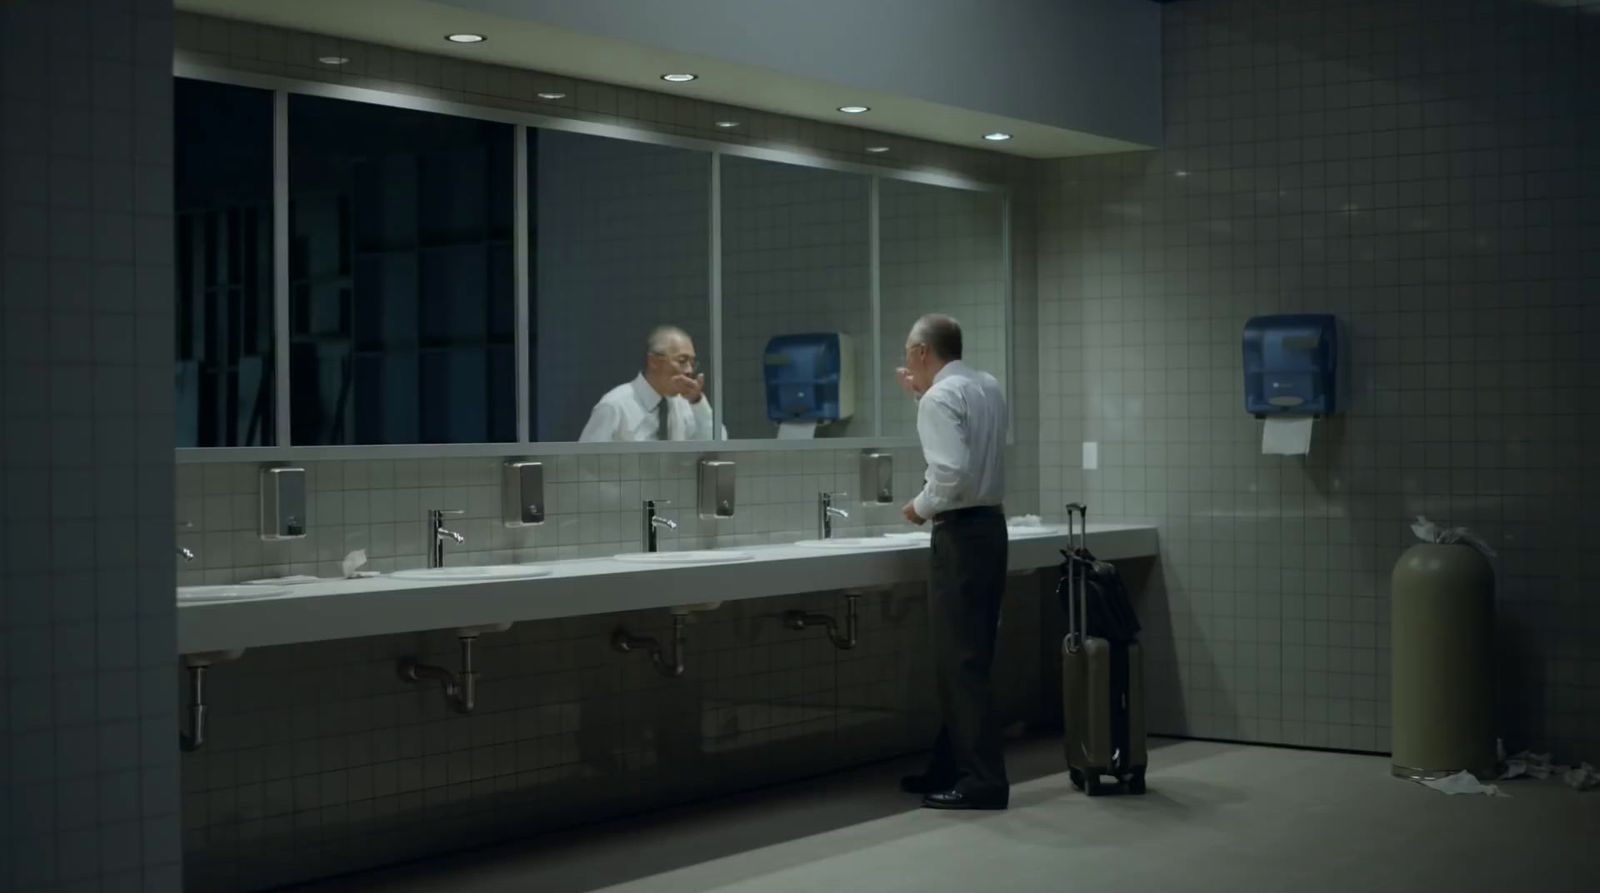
[445,33,486,44]
[318,55,350,66]
[661,73,697,83]
[865,145,890,153]
[537,92,567,100]
[982,131,1013,142]
[837,105,870,114]
[714,120,740,129]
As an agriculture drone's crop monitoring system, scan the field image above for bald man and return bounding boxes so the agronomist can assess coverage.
[896,313,1010,810]
[579,326,716,442]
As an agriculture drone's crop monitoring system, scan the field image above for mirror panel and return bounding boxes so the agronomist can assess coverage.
[532,130,713,443]
[720,157,872,440]
[286,95,516,445]
[174,78,276,447]
[878,180,1007,438]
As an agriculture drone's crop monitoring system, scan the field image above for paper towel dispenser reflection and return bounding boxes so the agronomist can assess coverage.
[1243,314,1340,418]
[764,333,856,426]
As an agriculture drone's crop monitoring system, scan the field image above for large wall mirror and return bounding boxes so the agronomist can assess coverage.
[173,74,1008,454]
[533,130,712,443]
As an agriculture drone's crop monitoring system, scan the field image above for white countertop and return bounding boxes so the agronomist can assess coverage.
[177,524,1158,655]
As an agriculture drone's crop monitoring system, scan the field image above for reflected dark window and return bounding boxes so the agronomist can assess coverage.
[288,96,515,444]
[175,78,275,446]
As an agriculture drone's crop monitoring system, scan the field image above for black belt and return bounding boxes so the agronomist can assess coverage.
[932,505,1003,523]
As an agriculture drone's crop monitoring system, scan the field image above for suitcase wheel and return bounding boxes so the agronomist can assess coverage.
[1083,774,1107,797]
[1125,768,1147,795]
[1068,768,1085,792]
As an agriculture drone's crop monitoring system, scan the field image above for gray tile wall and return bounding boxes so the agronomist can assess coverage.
[172,13,1042,890]
[1039,0,1600,759]
[0,0,181,890]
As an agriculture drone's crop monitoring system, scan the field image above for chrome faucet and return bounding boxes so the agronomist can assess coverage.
[643,499,677,552]
[819,491,849,539]
[429,509,466,568]
[176,520,196,562]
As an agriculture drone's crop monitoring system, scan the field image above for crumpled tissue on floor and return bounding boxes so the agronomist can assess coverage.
[1499,752,1600,792]
[1418,771,1507,797]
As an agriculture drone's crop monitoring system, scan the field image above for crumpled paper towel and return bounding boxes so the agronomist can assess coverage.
[342,549,378,578]
[1008,514,1043,528]
[1418,771,1507,797]
[1411,516,1497,558]
[1498,750,1599,792]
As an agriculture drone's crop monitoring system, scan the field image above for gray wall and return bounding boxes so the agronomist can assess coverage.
[0,0,182,890]
[436,0,1161,145]
[1039,0,1600,761]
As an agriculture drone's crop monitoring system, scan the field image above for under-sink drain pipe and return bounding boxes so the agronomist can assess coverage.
[179,649,244,751]
[613,614,687,677]
[783,593,860,650]
[399,635,480,714]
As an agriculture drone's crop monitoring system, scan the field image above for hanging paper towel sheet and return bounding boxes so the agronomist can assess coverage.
[1262,416,1314,455]
[777,420,817,440]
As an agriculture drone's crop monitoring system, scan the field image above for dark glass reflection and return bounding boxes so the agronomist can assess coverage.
[175,78,275,446]
[288,96,515,444]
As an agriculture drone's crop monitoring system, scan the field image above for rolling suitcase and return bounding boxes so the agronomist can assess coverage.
[1060,502,1148,795]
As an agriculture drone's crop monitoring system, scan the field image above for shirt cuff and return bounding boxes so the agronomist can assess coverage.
[912,491,937,521]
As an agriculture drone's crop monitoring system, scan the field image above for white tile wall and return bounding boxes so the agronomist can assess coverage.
[174,451,934,583]
[1038,0,1600,759]
[534,131,712,442]
[1,0,181,890]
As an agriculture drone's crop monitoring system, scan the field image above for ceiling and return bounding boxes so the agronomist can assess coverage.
[175,0,1154,159]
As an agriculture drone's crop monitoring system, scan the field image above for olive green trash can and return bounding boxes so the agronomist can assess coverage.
[1390,542,1496,780]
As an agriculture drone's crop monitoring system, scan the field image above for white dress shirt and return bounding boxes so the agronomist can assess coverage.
[579,373,716,443]
[912,361,1007,520]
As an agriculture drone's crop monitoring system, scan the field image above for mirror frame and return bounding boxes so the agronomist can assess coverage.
[172,62,1012,463]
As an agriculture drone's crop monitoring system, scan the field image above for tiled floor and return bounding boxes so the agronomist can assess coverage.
[285,737,1599,893]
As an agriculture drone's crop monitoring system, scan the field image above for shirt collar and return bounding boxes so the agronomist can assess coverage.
[631,373,666,410]
[933,360,968,384]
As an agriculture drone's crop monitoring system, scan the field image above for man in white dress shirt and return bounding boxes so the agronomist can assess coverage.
[579,326,716,442]
[895,313,1010,810]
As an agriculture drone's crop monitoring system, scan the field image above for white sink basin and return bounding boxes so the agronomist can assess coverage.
[611,550,754,564]
[883,531,932,542]
[178,585,290,603]
[390,565,552,581]
[793,537,911,549]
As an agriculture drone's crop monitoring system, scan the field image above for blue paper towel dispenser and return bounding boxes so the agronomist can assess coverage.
[764,333,856,423]
[1243,314,1340,418]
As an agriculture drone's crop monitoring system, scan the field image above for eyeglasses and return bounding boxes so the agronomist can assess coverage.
[652,352,696,369]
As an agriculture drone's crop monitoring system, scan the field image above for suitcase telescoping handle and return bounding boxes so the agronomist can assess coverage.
[1064,502,1088,653]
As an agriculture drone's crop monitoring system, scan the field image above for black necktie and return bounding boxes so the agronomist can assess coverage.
[656,399,669,441]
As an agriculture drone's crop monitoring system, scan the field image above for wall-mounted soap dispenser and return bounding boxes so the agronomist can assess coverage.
[260,466,306,541]
[859,450,894,505]
[503,460,545,527]
[698,458,735,519]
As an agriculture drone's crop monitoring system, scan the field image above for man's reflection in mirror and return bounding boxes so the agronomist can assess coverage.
[579,326,716,442]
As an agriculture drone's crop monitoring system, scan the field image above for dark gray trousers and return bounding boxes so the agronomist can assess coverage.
[925,507,1009,795]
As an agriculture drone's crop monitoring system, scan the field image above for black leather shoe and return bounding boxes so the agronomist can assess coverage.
[921,788,1008,810]
[900,773,955,794]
